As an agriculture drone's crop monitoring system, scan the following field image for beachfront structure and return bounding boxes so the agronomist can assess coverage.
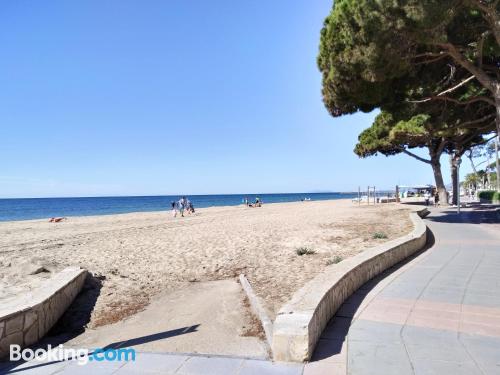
[397,184,434,198]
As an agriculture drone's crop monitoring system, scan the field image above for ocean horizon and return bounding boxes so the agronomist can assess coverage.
[0,192,360,222]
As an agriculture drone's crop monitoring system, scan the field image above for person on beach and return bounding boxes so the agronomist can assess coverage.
[49,217,66,223]
[255,197,262,207]
[185,198,195,214]
[424,191,430,206]
[178,197,186,217]
[171,201,177,217]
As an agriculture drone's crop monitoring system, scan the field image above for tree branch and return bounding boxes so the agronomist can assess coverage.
[437,43,496,95]
[451,114,496,129]
[408,95,495,106]
[401,149,431,164]
[437,75,476,97]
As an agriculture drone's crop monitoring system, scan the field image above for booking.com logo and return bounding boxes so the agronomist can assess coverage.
[10,344,136,365]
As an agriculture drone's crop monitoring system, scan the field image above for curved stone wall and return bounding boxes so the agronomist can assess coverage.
[0,267,87,359]
[272,209,428,362]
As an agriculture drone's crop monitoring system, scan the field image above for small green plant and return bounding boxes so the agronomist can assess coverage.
[373,232,388,239]
[296,247,316,256]
[326,255,344,265]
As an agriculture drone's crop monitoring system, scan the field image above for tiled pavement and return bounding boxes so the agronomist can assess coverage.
[0,353,304,375]
[2,205,499,375]
[307,205,500,375]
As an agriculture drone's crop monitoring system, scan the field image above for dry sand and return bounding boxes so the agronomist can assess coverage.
[0,199,412,327]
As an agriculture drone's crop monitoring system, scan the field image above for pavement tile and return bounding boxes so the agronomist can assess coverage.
[176,356,243,375]
[348,320,403,344]
[412,359,483,375]
[303,361,345,375]
[461,311,500,326]
[405,342,473,364]
[460,334,500,371]
[413,299,461,313]
[460,322,500,338]
[348,341,413,375]
[238,360,303,375]
[402,325,458,346]
[406,314,459,332]
[116,353,188,374]
[58,360,126,374]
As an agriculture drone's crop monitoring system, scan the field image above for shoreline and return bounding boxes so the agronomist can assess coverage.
[0,197,359,224]
[0,194,361,223]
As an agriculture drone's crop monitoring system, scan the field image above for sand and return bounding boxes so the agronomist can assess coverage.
[0,199,413,327]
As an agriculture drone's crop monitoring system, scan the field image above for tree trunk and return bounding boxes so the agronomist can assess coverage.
[496,137,500,192]
[495,89,500,192]
[430,156,448,206]
[450,155,459,206]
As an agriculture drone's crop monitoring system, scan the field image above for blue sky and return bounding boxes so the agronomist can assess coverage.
[0,1,466,198]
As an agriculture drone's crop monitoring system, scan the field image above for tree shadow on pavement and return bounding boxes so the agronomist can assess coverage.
[425,205,500,224]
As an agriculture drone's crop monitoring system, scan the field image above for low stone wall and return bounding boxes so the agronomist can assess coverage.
[0,267,87,359]
[272,209,428,362]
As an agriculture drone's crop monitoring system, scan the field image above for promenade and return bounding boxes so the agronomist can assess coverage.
[307,205,500,375]
[1,205,499,375]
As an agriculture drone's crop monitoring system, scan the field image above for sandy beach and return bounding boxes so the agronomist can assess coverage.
[0,199,412,328]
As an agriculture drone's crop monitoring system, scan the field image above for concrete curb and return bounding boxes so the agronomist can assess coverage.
[272,208,429,362]
[239,274,274,350]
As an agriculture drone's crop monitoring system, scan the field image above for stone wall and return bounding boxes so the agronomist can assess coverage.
[0,267,87,359]
[272,209,428,362]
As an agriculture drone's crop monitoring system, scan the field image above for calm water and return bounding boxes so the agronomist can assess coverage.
[0,193,357,222]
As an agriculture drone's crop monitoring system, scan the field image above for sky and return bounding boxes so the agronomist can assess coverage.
[0,1,471,198]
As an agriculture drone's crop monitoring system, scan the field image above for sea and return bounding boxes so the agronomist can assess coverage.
[0,192,358,222]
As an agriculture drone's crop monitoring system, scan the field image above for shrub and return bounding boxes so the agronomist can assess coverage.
[373,232,388,239]
[296,247,316,256]
[326,255,344,265]
[478,191,500,202]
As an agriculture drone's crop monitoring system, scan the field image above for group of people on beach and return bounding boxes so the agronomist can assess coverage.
[171,196,194,217]
[243,197,262,207]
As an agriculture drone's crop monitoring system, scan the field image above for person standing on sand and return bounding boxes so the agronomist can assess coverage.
[171,201,177,217]
[178,197,186,217]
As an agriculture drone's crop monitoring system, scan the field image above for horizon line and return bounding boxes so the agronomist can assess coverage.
[0,191,385,200]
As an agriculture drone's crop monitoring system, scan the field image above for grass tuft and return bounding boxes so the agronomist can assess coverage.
[326,255,344,266]
[373,232,388,239]
[296,247,316,256]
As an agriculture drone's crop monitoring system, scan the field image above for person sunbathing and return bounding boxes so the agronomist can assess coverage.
[49,217,66,223]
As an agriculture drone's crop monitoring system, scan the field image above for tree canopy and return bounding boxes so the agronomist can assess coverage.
[318,0,500,198]
[318,0,499,127]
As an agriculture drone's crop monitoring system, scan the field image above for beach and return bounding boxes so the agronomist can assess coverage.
[0,199,412,328]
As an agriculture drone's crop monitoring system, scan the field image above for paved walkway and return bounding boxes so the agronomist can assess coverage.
[1,205,499,375]
[307,205,500,375]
